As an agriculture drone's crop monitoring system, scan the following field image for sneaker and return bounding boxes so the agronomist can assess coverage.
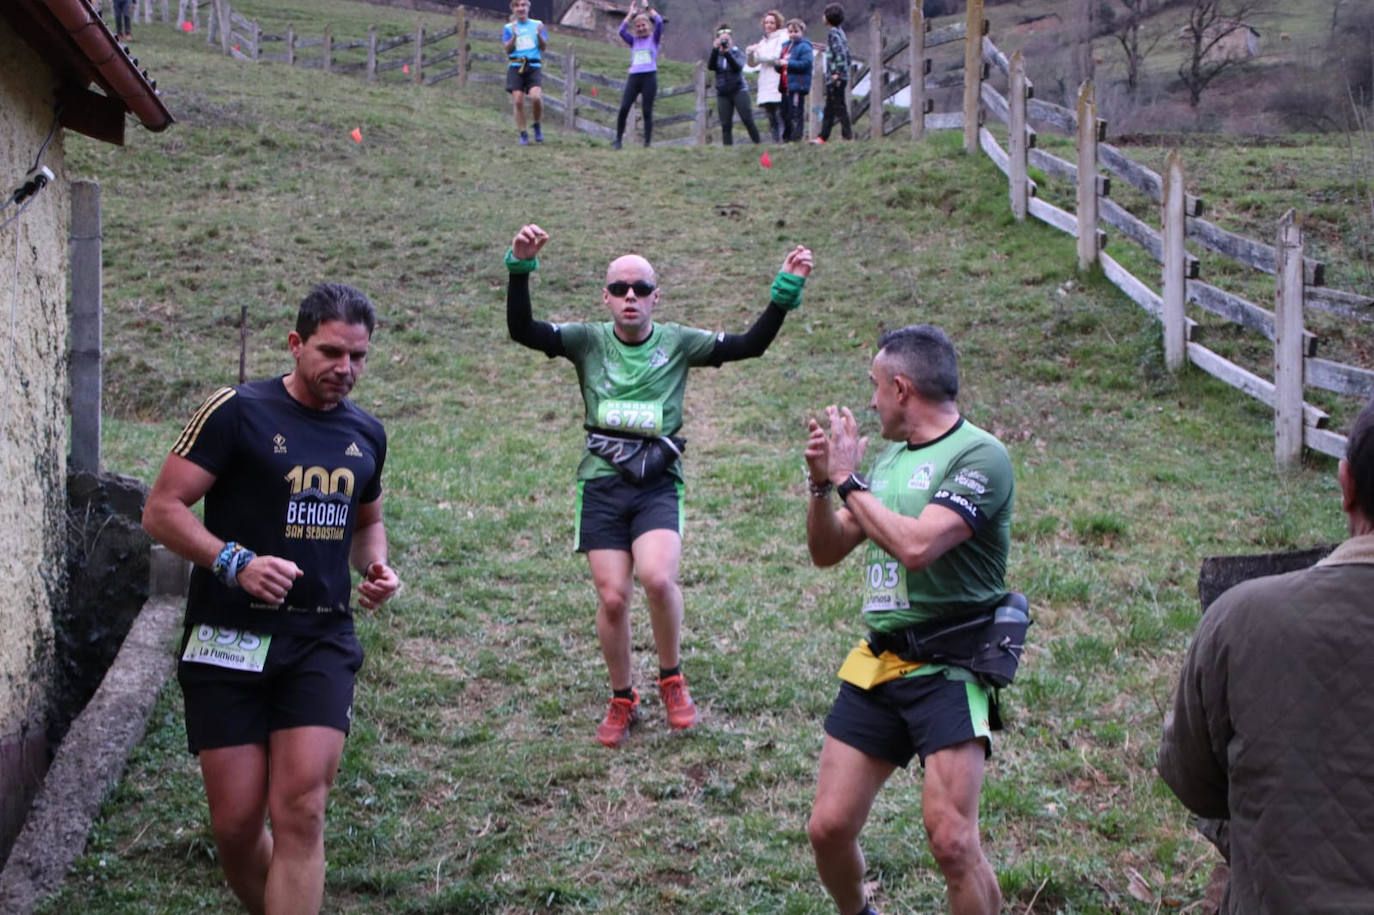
[596,690,640,747]
[611,138,622,150]
[532,123,544,143]
[519,131,529,146]
[658,674,698,730]
[810,137,826,144]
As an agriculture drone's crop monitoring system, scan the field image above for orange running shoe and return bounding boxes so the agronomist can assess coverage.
[658,674,698,730]
[596,690,641,747]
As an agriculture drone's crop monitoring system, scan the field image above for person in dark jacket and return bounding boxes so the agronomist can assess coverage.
[1158,395,1374,914]
[708,24,762,146]
[814,4,853,143]
[778,18,814,142]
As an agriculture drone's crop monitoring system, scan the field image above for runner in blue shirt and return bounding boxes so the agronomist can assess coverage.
[502,0,549,146]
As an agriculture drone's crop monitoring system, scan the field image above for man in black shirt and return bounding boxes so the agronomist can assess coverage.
[143,283,400,915]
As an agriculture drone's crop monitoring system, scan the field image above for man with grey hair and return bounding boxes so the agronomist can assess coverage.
[803,324,1013,915]
[1158,396,1374,913]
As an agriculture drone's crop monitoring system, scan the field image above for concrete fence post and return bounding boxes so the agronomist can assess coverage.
[69,181,102,474]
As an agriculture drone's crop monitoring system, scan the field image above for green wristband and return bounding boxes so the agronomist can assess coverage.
[505,247,539,274]
[770,271,805,311]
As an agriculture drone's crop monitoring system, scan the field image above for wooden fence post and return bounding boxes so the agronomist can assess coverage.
[250,19,260,59]
[286,25,295,66]
[1075,80,1099,271]
[69,181,102,475]
[1274,209,1305,468]
[218,0,230,53]
[206,0,216,45]
[962,0,983,153]
[323,25,332,73]
[367,26,377,81]
[810,50,825,140]
[1009,51,1028,221]
[457,7,468,89]
[909,2,925,141]
[161,0,169,23]
[190,0,197,31]
[869,11,883,141]
[1162,150,1187,373]
[413,18,424,85]
[458,7,469,88]
[694,59,707,146]
[564,46,577,130]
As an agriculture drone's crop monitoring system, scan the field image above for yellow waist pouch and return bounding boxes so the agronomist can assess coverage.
[837,639,924,689]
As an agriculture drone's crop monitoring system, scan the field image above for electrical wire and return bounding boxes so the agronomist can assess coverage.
[31,107,61,173]
[0,199,35,234]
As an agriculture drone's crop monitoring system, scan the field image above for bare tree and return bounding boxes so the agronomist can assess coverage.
[1176,0,1266,108]
[1100,0,1166,95]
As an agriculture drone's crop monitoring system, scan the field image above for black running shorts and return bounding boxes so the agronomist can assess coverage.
[575,474,683,552]
[823,672,992,769]
[177,624,365,754]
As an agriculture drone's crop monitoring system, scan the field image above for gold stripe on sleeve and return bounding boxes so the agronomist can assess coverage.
[172,387,237,456]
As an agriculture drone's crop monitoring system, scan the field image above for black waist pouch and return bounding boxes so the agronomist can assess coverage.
[867,592,1031,688]
[585,430,686,484]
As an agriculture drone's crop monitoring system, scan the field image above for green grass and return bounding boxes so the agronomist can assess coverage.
[40,4,1369,913]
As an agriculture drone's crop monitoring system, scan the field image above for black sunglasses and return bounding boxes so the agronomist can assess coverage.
[605,281,656,297]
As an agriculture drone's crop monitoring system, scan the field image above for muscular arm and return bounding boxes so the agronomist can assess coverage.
[840,494,973,571]
[507,272,564,357]
[142,452,302,603]
[708,302,786,365]
[806,497,865,567]
[350,497,399,610]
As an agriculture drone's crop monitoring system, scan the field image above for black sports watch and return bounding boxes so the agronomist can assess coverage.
[836,472,870,504]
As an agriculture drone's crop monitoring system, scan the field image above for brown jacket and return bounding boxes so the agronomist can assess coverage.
[1158,535,1374,913]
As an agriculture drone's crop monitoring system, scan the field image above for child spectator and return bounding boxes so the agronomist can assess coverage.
[779,18,813,143]
[708,24,762,145]
[814,4,853,143]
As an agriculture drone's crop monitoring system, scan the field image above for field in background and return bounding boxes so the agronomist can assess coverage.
[42,6,1365,913]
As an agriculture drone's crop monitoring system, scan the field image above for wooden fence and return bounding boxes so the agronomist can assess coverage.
[142,0,1374,464]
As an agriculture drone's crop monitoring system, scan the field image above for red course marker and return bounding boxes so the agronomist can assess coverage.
[350,127,363,143]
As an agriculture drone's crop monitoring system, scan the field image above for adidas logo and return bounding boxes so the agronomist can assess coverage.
[345,442,363,458]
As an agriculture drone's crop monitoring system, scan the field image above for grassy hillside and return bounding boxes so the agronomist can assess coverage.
[43,5,1365,913]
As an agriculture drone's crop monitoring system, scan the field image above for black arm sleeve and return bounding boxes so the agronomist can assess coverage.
[708,301,787,366]
[507,272,564,358]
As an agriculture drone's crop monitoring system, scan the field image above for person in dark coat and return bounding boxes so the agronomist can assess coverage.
[708,23,761,146]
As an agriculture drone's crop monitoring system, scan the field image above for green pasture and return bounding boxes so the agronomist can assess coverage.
[42,4,1367,913]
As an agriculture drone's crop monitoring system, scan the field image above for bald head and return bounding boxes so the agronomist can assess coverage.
[606,254,656,285]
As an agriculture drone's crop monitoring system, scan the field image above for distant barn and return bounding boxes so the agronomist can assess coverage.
[559,0,631,42]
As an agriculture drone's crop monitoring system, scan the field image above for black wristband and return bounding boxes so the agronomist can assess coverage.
[836,473,869,504]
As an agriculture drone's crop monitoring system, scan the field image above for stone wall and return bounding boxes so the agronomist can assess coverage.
[0,23,70,870]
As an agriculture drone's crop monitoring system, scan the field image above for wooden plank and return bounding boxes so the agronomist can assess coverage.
[1187,341,1330,428]
[1306,358,1374,399]
[468,71,506,85]
[979,126,1009,177]
[1026,97,1075,136]
[1186,279,1316,355]
[981,82,1008,125]
[1305,285,1374,322]
[928,71,963,90]
[376,34,410,53]
[658,82,696,100]
[576,94,618,115]
[883,34,910,66]
[927,111,963,131]
[1028,147,1075,184]
[926,21,966,48]
[470,51,507,64]
[1187,215,1325,285]
[421,47,458,68]
[468,28,501,41]
[1028,195,1077,237]
[541,71,565,92]
[1098,143,1205,216]
[422,25,458,45]
[574,115,615,138]
[657,111,697,128]
[983,35,1008,78]
[577,69,624,91]
[1101,250,1163,320]
[1100,196,1204,278]
[426,67,459,85]
[1305,425,1347,460]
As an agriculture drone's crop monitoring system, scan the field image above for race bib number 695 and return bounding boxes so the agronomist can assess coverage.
[182,625,272,672]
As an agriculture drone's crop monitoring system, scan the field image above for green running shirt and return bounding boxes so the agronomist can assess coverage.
[861,417,1013,632]
[558,321,719,481]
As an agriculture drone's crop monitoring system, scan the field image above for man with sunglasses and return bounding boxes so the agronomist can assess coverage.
[505,223,812,747]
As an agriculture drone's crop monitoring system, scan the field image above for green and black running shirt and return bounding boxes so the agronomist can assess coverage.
[860,417,1013,632]
[558,321,719,481]
[172,376,387,634]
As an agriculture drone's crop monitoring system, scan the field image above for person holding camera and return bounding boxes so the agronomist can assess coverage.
[708,23,762,146]
[504,224,812,748]
[803,325,1013,915]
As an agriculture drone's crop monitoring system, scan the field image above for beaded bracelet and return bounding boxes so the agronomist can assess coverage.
[808,479,834,499]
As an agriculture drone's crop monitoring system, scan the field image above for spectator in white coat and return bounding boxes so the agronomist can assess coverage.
[746,9,788,142]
